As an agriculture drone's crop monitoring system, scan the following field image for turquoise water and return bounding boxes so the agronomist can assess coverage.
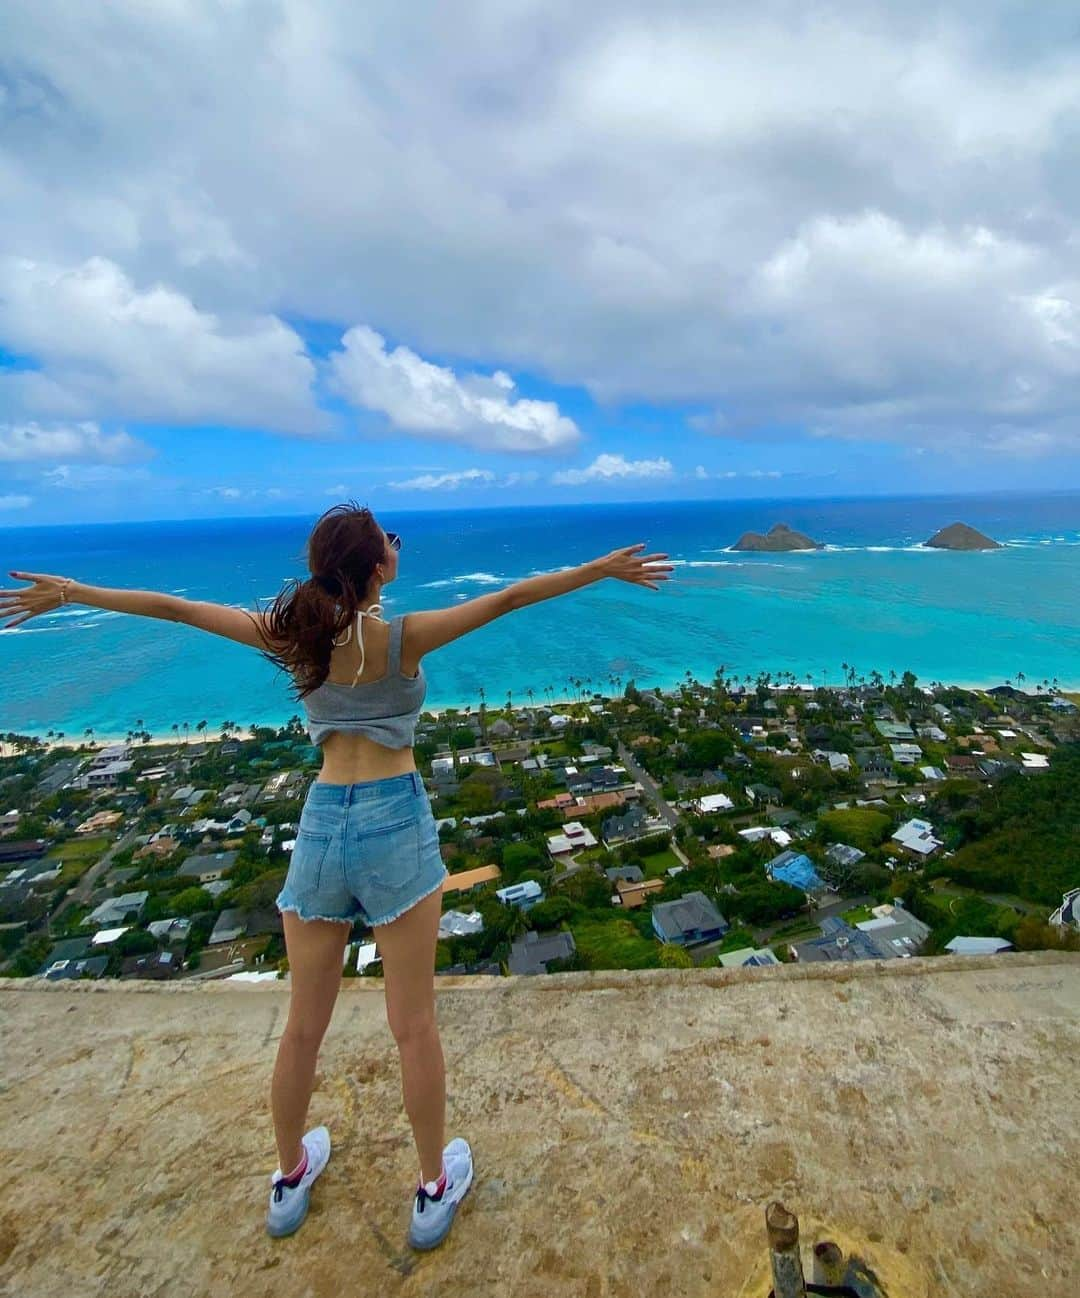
[1,492,1078,740]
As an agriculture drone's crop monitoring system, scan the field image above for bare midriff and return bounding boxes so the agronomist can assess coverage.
[313,615,422,785]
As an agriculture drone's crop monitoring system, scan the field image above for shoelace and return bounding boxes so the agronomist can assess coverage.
[414,1181,449,1214]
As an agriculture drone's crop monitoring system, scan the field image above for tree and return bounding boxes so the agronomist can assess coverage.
[658,943,694,968]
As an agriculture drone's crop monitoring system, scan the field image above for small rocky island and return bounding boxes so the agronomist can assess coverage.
[924,522,1002,550]
[731,522,823,552]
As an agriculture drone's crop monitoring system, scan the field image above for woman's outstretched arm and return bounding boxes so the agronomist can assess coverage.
[1,571,274,649]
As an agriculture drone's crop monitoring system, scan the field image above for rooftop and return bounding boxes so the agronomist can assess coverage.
[2,951,1078,1296]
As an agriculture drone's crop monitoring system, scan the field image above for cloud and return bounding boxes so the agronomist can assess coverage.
[551,453,674,486]
[388,468,496,491]
[41,463,156,490]
[3,4,1080,458]
[0,256,321,432]
[201,485,294,501]
[331,327,580,452]
[0,421,151,463]
[0,494,33,510]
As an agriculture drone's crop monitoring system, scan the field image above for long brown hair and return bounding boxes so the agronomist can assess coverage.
[250,501,388,700]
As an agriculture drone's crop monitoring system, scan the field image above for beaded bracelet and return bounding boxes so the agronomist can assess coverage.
[59,577,74,605]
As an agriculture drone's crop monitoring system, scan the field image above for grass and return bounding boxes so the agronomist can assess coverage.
[569,917,662,970]
[840,904,876,925]
[47,837,111,885]
[639,847,683,879]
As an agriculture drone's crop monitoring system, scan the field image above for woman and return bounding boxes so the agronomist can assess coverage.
[1,502,672,1247]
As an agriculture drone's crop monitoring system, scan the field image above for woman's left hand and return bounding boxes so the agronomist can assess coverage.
[0,571,73,629]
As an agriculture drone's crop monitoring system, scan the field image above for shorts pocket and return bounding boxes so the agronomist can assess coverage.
[363,818,424,893]
[287,829,334,896]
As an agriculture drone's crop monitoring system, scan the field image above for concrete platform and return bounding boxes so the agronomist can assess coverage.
[1,951,1078,1297]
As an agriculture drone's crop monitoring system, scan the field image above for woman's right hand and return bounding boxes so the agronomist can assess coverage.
[596,543,673,590]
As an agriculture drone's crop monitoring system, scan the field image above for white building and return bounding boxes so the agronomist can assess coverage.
[891,818,943,857]
[694,792,734,813]
[495,879,544,910]
[546,821,597,856]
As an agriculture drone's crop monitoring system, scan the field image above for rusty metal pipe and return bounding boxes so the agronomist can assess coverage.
[812,1241,846,1287]
[766,1201,807,1298]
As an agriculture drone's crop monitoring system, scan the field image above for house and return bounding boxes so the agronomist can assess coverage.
[944,936,1014,955]
[147,917,191,944]
[891,819,943,858]
[651,892,728,946]
[176,850,238,883]
[1049,888,1080,932]
[945,754,978,775]
[42,956,109,981]
[600,806,650,844]
[90,926,130,947]
[83,891,149,928]
[745,783,781,805]
[441,865,502,896]
[508,929,577,975]
[119,950,177,980]
[438,910,485,940]
[739,826,793,848]
[790,917,888,964]
[1020,752,1050,770]
[765,851,825,893]
[824,843,865,869]
[613,877,665,909]
[875,721,916,741]
[918,766,945,782]
[495,879,543,911]
[855,750,893,779]
[208,908,247,944]
[717,947,782,969]
[547,822,598,857]
[694,793,735,813]
[889,743,923,766]
[85,760,135,788]
[75,810,123,835]
[605,865,645,883]
[854,905,931,957]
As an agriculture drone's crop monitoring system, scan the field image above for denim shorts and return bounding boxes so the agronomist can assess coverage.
[276,770,448,928]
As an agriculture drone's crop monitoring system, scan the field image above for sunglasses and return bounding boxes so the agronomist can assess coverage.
[386,532,401,551]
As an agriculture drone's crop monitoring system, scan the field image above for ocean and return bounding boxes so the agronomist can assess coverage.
[1,491,1078,742]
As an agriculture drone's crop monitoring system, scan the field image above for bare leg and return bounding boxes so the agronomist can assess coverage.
[375,886,446,1184]
[271,912,350,1171]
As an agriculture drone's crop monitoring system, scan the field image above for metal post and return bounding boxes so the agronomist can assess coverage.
[812,1241,846,1287]
[766,1201,807,1298]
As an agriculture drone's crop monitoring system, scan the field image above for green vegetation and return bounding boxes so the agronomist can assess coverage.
[817,809,892,852]
[570,917,661,970]
[926,744,1080,905]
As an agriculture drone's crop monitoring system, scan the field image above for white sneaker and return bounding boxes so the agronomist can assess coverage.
[265,1125,331,1238]
[408,1138,474,1251]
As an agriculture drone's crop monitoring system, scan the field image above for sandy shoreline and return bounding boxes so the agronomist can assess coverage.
[4,680,1077,760]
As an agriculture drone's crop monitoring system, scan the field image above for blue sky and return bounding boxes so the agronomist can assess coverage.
[2,2,1079,525]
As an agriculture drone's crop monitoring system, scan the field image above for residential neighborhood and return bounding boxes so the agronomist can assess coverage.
[2,672,1078,983]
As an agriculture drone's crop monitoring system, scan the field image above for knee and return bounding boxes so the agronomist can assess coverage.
[282,1018,327,1054]
[387,1006,437,1049]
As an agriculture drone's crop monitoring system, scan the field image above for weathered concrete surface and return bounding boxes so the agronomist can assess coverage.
[1,952,1078,1298]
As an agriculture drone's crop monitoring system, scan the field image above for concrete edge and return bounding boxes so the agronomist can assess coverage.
[3,948,1077,995]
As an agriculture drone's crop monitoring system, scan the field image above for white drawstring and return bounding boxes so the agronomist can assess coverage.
[331,602,386,684]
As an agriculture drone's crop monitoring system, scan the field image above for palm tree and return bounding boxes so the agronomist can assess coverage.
[196,720,207,739]
[182,721,190,744]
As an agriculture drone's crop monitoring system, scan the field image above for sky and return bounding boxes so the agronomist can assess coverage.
[1,1,1079,525]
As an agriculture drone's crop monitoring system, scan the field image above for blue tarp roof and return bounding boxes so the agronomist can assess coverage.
[767,851,824,893]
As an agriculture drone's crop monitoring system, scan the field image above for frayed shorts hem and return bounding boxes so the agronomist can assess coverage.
[276,869,447,930]
[277,906,354,926]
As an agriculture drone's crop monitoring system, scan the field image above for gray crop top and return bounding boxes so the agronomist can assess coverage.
[301,605,427,749]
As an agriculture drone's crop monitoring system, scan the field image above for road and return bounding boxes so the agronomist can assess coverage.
[616,741,681,828]
[53,828,141,919]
